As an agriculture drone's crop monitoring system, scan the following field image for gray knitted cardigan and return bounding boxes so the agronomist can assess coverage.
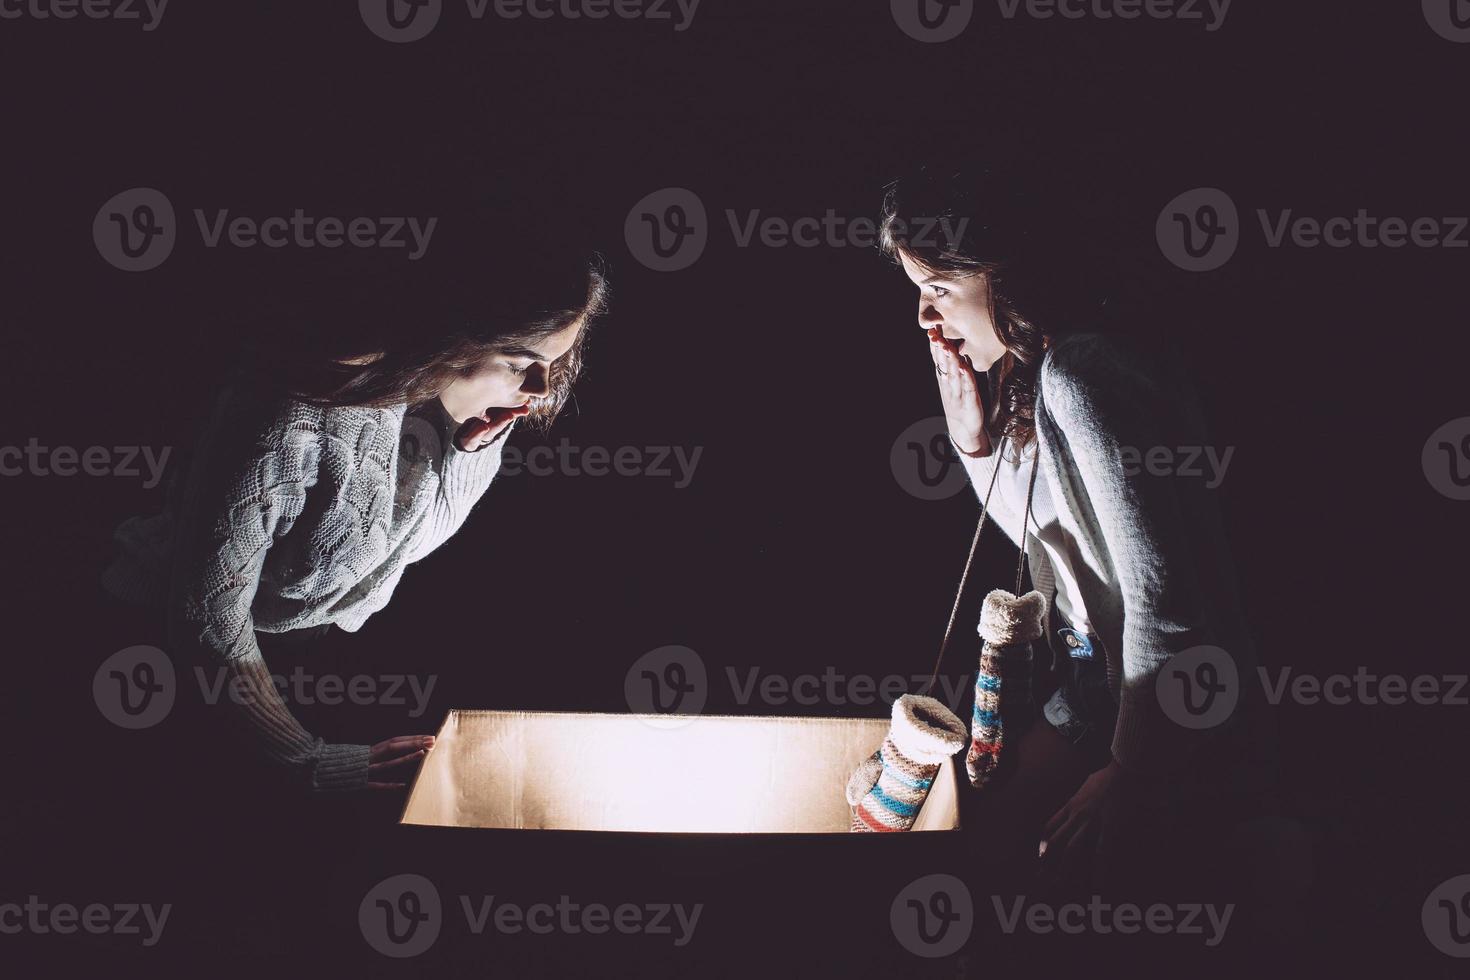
[102,386,509,791]
[956,333,1256,774]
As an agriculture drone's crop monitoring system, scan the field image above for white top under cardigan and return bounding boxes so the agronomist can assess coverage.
[991,437,1094,636]
[954,333,1254,775]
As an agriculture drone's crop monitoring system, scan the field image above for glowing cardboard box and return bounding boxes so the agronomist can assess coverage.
[401,709,960,833]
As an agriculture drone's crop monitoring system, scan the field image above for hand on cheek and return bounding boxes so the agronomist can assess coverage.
[454,404,531,453]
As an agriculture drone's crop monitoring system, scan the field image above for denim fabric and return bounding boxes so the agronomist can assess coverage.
[1041,611,1118,767]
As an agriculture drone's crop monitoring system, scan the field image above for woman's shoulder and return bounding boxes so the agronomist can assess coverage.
[1038,332,1185,424]
[1046,332,1181,387]
[1041,331,1152,381]
[209,383,406,473]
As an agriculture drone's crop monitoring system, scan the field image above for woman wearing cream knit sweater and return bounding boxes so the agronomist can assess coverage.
[103,253,609,794]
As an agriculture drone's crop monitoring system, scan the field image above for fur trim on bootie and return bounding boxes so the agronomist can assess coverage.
[846,694,967,830]
[979,589,1048,645]
[890,693,969,764]
[968,588,1046,789]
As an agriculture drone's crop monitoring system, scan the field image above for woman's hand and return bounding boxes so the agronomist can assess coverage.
[455,404,531,453]
[366,734,436,791]
[927,326,991,457]
[1038,758,1132,879]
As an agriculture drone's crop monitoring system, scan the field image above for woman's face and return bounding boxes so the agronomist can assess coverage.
[438,318,583,424]
[898,252,1007,372]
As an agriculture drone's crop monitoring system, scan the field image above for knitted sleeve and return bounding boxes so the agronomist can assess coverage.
[167,389,370,792]
[405,421,512,564]
[1039,335,1212,776]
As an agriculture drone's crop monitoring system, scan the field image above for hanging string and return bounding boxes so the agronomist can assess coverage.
[1014,439,1041,596]
[920,433,1041,698]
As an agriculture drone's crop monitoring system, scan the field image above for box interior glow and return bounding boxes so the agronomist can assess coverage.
[400,709,961,834]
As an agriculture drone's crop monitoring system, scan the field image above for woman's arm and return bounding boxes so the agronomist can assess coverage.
[1039,335,1214,776]
[166,390,371,792]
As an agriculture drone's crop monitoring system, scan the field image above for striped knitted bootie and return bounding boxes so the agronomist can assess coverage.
[847,694,968,832]
[966,588,1046,789]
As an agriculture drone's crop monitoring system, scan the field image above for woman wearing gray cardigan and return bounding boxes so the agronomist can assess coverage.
[102,255,609,794]
[881,171,1272,889]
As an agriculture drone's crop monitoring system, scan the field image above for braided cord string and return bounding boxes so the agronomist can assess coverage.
[921,434,1008,698]
[920,433,1042,697]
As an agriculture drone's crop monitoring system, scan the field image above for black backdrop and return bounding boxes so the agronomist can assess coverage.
[2,2,1467,975]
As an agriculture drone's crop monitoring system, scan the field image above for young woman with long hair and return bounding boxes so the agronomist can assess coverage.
[880,169,1274,892]
[101,244,609,795]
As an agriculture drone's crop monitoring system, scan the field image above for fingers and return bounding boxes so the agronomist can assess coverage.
[1039,814,1099,891]
[456,416,506,452]
[368,748,428,774]
[366,781,410,792]
[486,403,533,425]
[1044,812,1085,859]
[928,333,971,388]
[454,417,491,452]
[370,734,435,761]
[454,404,529,452]
[1040,805,1076,852]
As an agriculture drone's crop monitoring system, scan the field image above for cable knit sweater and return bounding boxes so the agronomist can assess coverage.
[102,385,510,791]
[955,333,1255,775]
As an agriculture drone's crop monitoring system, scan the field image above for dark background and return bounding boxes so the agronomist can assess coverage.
[2,1,1466,975]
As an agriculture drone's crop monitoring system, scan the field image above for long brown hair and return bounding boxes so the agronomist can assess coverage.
[253,251,610,433]
[878,169,1057,456]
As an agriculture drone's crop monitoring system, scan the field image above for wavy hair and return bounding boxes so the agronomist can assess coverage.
[878,170,1057,456]
[258,251,610,433]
